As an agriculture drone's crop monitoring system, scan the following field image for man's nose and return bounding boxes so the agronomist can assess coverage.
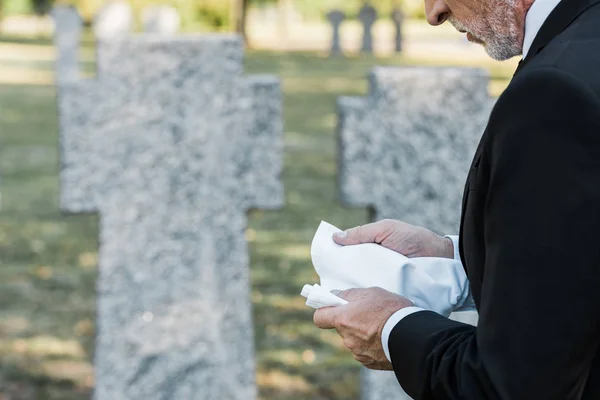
[425,0,451,26]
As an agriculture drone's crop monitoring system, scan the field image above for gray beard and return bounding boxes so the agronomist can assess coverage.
[448,1,523,61]
[485,31,523,60]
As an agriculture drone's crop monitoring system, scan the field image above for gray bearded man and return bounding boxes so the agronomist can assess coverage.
[312,0,600,397]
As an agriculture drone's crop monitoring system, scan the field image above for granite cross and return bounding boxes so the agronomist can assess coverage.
[142,5,181,34]
[51,5,83,83]
[391,7,404,53]
[337,67,492,400]
[57,35,284,400]
[358,3,378,54]
[327,9,346,56]
[93,0,133,41]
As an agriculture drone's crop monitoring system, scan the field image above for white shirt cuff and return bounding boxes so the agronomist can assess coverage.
[381,306,427,363]
[444,235,461,261]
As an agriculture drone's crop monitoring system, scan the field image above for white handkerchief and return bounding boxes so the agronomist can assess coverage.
[302,221,471,317]
[301,284,349,308]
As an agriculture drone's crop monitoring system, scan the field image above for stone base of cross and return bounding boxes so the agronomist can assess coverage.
[57,35,283,400]
[337,67,493,400]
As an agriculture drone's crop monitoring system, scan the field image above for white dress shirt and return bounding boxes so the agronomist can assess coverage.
[522,0,563,58]
[306,222,472,316]
[381,0,563,363]
[381,235,465,362]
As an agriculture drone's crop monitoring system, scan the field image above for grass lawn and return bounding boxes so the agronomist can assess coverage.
[0,33,515,399]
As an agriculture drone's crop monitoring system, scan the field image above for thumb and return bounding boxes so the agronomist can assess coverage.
[333,222,381,246]
[313,306,340,329]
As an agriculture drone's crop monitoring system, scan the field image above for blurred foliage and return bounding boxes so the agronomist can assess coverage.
[2,0,30,15]
[1,0,234,30]
[131,0,232,31]
[0,0,426,28]
[30,0,51,14]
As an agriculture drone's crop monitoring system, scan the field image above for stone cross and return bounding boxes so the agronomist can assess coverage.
[142,5,181,34]
[327,9,346,56]
[93,1,133,41]
[51,5,83,83]
[358,3,378,54]
[391,8,404,53]
[337,67,492,400]
[57,35,284,400]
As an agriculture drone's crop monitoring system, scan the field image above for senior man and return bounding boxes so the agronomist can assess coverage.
[313,0,600,397]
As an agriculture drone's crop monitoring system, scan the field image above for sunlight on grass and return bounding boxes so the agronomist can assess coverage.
[0,336,86,358]
[257,370,312,393]
[262,349,310,368]
[283,76,365,94]
[0,43,55,61]
[40,360,93,386]
[280,244,311,260]
[0,66,53,85]
[263,293,309,311]
[77,252,98,269]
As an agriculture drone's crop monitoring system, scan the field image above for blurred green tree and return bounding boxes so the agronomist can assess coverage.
[31,0,52,15]
[2,0,32,16]
[0,0,424,31]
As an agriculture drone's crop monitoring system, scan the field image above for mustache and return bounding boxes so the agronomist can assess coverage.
[448,16,470,34]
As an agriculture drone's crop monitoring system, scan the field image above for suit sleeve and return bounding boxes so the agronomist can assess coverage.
[388,68,600,399]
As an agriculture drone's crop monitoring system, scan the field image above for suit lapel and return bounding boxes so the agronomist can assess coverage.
[516,0,600,74]
[463,0,600,262]
[458,133,487,268]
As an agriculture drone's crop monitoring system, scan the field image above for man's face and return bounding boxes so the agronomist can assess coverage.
[425,0,525,60]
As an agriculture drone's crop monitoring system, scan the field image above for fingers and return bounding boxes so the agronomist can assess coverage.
[335,287,367,302]
[314,288,364,330]
[337,287,392,302]
[352,354,372,364]
[313,307,340,329]
[333,220,395,246]
[363,360,394,371]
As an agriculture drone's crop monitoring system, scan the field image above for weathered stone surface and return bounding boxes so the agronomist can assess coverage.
[358,3,378,54]
[327,9,346,56]
[51,5,83,83]
[142,5,181,34]
[93,1,133,41]
[57,35,283,400]
[337,67,492,400]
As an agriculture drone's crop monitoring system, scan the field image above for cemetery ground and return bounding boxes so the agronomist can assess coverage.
[0,34,516,400]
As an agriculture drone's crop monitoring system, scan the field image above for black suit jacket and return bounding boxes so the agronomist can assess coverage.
[389,0,600,398]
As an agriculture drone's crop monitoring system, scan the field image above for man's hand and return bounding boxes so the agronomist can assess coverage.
[333,219,454,259]
[313,287,414,370]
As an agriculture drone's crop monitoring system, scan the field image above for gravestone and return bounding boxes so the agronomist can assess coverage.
[142,5,181,34]
[337,67,492,400]
[327,9,346,56]
[391,8,404,53]
[51,5,83,83]
[57,35,284,400]
[93,1,133,41]
[358,3,378,54]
